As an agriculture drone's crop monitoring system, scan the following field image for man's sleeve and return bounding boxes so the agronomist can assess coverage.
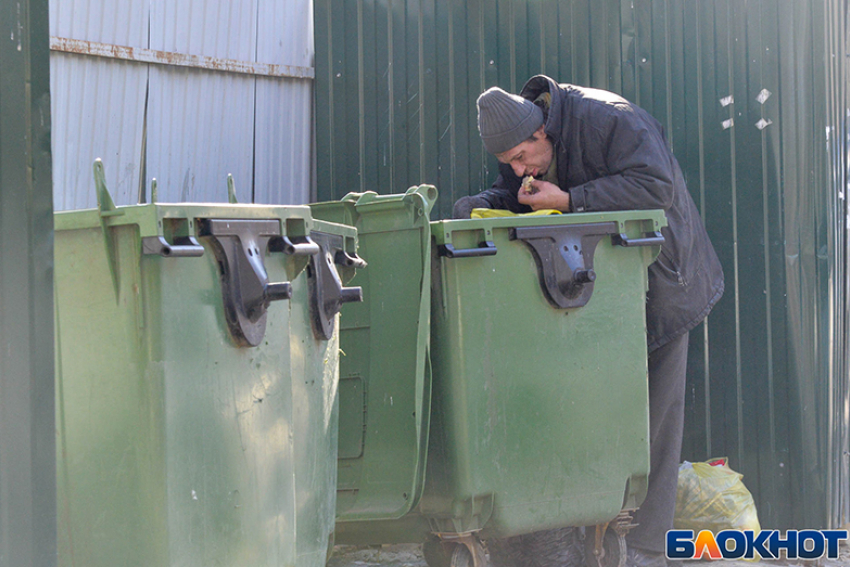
[567,110,677,213]
[451,164,532,219]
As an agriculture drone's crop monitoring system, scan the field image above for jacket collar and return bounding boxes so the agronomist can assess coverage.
[519,75,566,141]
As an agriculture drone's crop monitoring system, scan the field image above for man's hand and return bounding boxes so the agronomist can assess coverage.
[518,179,571,212]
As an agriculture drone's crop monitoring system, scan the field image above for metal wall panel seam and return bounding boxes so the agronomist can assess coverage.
[445,0,457,217]
[508,0,516,93]
[756,4,781,516]
[763,0,781,468]
[779,7,805,526]
[741,0,771,501]
[724,0,745,471]
[50,36,315,79]
[663,0,673,143]
[418,0,425,187]
[358,0,366,195]
[692,1,713,458]
[387,0,396,195]
[404,0,421,186]
[827,0,847,528]
[316,0,334,195]
[619,0,634,104]
[823,0,835,528]
[836,1,850,525]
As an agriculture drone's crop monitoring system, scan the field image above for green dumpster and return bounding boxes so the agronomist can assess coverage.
[310,185,437,525]
[422,211,665,563]
[54,162,361,567]
[310,194,665,566]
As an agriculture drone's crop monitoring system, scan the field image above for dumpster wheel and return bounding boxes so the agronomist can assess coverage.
[450,543,474,567]
[584,510,636,567]
[424,533,488,567]
[584,527,625,567]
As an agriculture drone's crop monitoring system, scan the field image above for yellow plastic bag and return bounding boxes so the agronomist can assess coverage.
[674,457,761,533]
[470,208,562,219]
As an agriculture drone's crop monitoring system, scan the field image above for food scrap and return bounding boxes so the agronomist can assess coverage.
[521,175,537,195]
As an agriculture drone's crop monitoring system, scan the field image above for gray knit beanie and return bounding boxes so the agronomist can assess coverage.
[477,87,544,155]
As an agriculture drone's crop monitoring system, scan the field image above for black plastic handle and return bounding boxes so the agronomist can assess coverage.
[438,241,497,258]
[340,287,364,304]
[265,282,293,302]
[269,235,321,256]
[142,236,205,257]
[334,250,368,269]
[612,231,665,247]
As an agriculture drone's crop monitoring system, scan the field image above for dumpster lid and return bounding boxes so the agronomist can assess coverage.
[433,210,667,309]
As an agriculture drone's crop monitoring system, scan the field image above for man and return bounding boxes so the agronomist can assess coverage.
[454,75,724,567]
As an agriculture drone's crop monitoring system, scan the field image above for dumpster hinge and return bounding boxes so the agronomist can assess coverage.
[199,218,318,347]
[510,222,618,309]
[307,231,364,340]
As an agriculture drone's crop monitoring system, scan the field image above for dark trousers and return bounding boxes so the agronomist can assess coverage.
[626,331,690,554]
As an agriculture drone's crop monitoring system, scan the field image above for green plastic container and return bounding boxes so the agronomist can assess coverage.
[311,184,666,563]
[314,205,666,560]
[423,211,666,539]
[53,165,361,567]
[310,185,437,526]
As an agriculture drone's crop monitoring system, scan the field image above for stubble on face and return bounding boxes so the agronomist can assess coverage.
[496,128,553,179]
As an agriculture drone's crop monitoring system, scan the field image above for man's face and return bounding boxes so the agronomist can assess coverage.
[495,126,553,179]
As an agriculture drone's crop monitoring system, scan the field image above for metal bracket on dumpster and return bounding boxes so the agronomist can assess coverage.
[198,218,318,347]
[510,222,618,309]
[308,231,365,340]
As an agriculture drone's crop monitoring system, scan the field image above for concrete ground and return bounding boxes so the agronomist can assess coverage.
[327,543,850,567]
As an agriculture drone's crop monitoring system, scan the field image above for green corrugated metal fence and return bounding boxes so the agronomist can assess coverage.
[0,0,56,564]
[315,0,849,530]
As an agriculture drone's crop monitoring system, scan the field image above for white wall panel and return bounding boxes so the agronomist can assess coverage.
[253,0,313,204]
[146,67,255,203]
[146,0,257,203]
[253,78,311,205]
[49,0,148,210]
[257,0,313,67]
[150,0,257,60]
[50,54,147,210]
[50,0,314,209]
[50,0,148,46]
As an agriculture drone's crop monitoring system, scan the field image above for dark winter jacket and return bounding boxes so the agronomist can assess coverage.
[454,75,724,351]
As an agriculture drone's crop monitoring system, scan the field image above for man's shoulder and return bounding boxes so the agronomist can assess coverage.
[562,84,632,113]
